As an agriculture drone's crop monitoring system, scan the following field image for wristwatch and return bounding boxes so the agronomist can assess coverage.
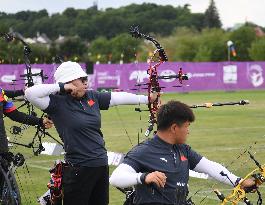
[140,172,149,184]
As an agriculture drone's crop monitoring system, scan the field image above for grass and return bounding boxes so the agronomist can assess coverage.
[4,90,265,205]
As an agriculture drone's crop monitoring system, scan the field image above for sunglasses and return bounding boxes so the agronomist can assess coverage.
[79,77,88,83]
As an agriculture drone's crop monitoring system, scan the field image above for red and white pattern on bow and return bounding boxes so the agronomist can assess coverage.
[130,26,188,137]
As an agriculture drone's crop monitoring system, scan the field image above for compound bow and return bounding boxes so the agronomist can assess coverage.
[0,32,63,155]
[129,26,249,138]
[130,25,188,137]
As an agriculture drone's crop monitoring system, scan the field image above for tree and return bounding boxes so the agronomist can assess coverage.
[0,23,8,33]
[204,0,222,28]
[0,3,208,41]
[88,33,141,63]
[110,33,141,63]
[229,25,257,61]
[194,28,228,62]
[160,27,199,61]
[249,37,265,60]
[194,46,212,61]
[29,44,50,63]
[88,37,111,63]
[59,37,87,60]
[63,8,78,19]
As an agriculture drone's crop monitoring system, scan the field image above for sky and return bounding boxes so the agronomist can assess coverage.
[1,0,265,28]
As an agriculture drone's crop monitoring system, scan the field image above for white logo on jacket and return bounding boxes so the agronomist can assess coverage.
[160,158,168,163]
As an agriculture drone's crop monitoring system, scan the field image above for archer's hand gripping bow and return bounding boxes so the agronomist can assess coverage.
[214,152,265,205]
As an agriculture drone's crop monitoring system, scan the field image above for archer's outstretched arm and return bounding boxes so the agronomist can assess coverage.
[25,84,150,110]
[4,89,24,98]
[2,93,50,127]
[109,92,148,107]
[193,157,240,186]
[2,89,42,126]
[25,84,60,110]
[5,109,43,126]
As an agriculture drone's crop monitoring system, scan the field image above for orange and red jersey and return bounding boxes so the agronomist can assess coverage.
[0,88,17,114]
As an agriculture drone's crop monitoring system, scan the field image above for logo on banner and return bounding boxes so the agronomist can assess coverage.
[129,70,149,83]
[223,65,237,84]
[247,64,264,87]
[160,70,176,82]
[130,70,177,83]
[1,75,16,83]
[97,72,120,86]
[186,72,216,78]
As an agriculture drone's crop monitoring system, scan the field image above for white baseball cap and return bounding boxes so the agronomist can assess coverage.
[54,61,88,83]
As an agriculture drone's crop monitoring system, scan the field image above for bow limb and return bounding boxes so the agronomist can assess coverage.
[215,158,265,205]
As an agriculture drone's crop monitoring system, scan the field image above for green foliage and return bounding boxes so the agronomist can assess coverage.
[229,26,257,61]
[0,3,206,40]
[194,28,228,61]
[89,36,111,62]
[29,44,50,63]
[159,25,264,62]
[0,40,24,63]
[159,27,199,61]
[194,46,212,61]
[110,33,141,63]
[89,33,141,63]
[58,36,87,61]
[159,27,228,62]
[249,37,265,61]
[1,3,265,63]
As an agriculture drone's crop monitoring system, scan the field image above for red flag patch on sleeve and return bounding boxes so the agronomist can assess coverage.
[87,99,95,107]
[180,155,187,161]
